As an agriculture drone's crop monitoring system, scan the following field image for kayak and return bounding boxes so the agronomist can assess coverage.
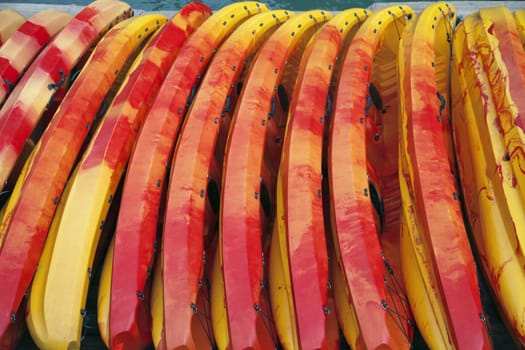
[0,0,132,194]
[160,8,290,350]
[0,10,25,46]
[328,5,415,349]
[398,3,491,348]
[270,8,368,349]
[0,9,72,107]
[452,7,525,347]
[215,9,331,350]
[96,3,211,349]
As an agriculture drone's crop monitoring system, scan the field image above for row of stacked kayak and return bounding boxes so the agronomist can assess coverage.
[0,1,524,349]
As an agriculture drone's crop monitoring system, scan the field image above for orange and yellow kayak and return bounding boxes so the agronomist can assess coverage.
[328,5,415,349]
[452,7,525,347]
[105,2,267,349]
[160,8,290,350]
[96,3,211,350]
[270,8,368,349]
[0,0,132,193]
[0,9,72,107]
[0,12,159,350]
[0,10,25,46]
[215,9,331,349]
[398,3,492,349]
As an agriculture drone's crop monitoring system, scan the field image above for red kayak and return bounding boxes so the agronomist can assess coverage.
[0,0,132,193]
[217,10,331,349]
[161,9,290,350]
[0,9,72,107]
[271,8,369,349]
[0,6,143,346]
[328,5,415,349]
[106,3,211,349]
[109,2,266,349]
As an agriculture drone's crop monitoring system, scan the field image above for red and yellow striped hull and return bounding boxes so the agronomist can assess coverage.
[0,0,132,192]
[161,9,290,350]
[0,9,72,107]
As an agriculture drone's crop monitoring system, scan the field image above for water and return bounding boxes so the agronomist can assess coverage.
[1,0,518,18]
[134,0,381,11]
[0,0,435,11]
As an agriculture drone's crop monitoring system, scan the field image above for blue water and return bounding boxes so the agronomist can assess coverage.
[0,0,516,13]
[1,0,516,15]
[0,0,430,11]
